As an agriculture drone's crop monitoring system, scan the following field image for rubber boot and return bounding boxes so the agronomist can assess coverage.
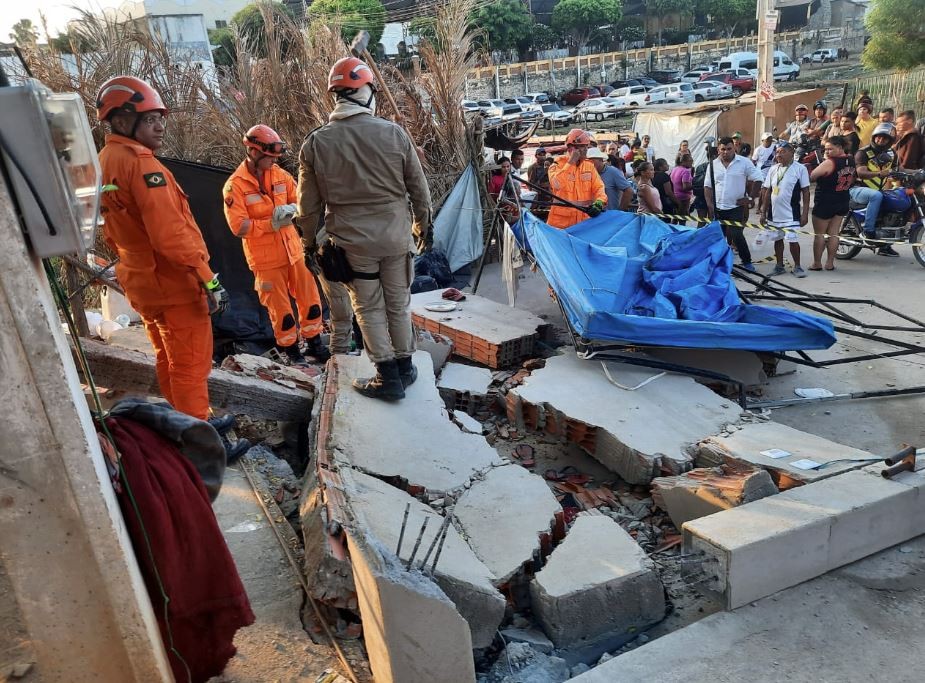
[278,342,306,365]
[302,334,331,363]
[208,414,236,435]
[352,360,405,401]
[225,438,252,465]
[396,355,418,389]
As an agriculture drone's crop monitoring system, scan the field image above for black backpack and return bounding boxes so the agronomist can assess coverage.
[692,162,708,197]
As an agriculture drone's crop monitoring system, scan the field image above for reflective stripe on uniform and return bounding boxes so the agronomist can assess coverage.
[272,183,286,194]
[238,219,252,236]
[245,193,263,204]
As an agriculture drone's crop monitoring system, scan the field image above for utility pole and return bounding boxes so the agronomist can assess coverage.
[754,0,779,147]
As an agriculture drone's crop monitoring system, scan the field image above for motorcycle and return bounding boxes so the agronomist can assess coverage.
[795,134,823,173]
[837,170,925,267]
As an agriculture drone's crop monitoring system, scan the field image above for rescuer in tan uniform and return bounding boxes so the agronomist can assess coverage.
[296,56,432,401]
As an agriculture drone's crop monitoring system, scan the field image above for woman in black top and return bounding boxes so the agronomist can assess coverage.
[839,113,862,155]
[652,158,678,220]
[809,135,855,270]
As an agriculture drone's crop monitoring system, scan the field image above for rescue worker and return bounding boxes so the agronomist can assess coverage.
[96,75,227,422]
[296,56,432,401]
[223,125,327,364]
[546,129,607,229]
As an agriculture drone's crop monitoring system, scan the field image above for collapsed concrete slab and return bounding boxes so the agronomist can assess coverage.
[651,463,778,528]
[682,463,925,609]
[411,292,544,368]
[694,421,878,489]
[339,468,504,649]
[331,352,502,493]
[454,465,561,584]
[438,362,494,413]
[346,528,477,683]
[530,514,665,649]
[508,351,742,483]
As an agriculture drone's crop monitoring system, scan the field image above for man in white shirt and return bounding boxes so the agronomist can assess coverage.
[759,141,810,277]
[641,134,656,162]
[781,104,810,142]
[704,136,765,271]
[751,132,777,178]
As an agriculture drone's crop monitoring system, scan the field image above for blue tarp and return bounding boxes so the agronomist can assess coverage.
[515,211,836,352]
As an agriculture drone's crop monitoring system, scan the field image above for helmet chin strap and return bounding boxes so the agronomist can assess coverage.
[336,84,377,111]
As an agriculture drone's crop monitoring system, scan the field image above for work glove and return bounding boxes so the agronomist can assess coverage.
[204,276,229,315]
[415,224,434,254]
[586,199,605,218]
[271,204,297,231]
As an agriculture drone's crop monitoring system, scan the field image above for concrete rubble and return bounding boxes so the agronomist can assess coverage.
[439,361,495,413]
[694,421,879,489]
[416,328,454,373]
[530,514,665,649]
[455,464,562,585]
[331,352,502,493]
[484,642,570,683]
[508,351,742,483]
[683,462,925,609]
[411,292,545,368]
[651,462,779,528]
[338,467,505,649]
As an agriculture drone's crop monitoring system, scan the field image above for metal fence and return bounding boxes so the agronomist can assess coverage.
[846,68,925,118]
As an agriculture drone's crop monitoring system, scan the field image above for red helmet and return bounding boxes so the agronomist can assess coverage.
[565,129,591,146]
[96,76,167,121]
[328,57,376,92]
[243,124,285,157]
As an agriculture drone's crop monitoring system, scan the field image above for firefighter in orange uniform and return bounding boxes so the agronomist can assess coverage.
[546,129,607,229]
[223,125,326,363]
[96,75,227,421]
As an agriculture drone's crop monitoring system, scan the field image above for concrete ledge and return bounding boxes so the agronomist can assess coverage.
[682,465,925,609]
[531,514,665,649]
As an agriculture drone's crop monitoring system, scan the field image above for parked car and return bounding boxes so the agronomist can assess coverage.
[560,87,601,106]
[699,72,755,97]
[539,102,572,129]
[610,78,645,89]
[681,68,713,83]
[592,84,615,96]
[690,80,733,101]
[802,48,838,64]
[636,76,659,87]
[477,99,525,120]
[461,100,481,113]
[649,82,695,104]
[642,86,667,104]
[647,69,682,84]
[609,86,652,108]
[573,97,624,122]
[505,96,542,112]
[524,92,551,104]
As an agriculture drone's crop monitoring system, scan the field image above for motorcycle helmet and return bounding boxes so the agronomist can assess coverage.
[870,122,896,151]
[813,99,827,113]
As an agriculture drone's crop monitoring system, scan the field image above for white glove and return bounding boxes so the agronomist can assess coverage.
[271,204,297,231]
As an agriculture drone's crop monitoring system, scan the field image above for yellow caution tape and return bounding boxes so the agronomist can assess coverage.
[649,212,925,249]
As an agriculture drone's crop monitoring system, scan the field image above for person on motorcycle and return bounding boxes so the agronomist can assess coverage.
[806,101,829,138]
[781,104,810,142]
[850,122,903,256]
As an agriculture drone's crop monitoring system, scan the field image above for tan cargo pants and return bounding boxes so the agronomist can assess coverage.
[316,271,354,355]
[344,251,415,364]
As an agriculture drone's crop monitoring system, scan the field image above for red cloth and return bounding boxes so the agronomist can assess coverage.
[104,416,254,682]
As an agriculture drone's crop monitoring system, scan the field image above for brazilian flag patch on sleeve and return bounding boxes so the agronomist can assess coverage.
[144,172,167,188]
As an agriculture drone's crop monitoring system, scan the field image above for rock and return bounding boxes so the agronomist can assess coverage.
[488,642,570,683]
[499,627,555,654]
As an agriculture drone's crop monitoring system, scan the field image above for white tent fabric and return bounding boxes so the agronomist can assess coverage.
[433,165,484,272]
[633,110,722,166]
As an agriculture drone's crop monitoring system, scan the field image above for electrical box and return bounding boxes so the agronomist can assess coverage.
[0,79,102,257]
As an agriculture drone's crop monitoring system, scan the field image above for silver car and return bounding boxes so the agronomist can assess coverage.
[690,80,733,101]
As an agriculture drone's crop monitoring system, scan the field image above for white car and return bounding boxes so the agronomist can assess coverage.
[681,68,712,83]
[609,86,653,108]
[538,103,572,129]
[461,100,481,113]
[505,96,542,112]
[649,83,695,104]
[574,97,624,121]
[524,92,551,105]
[690,80,733,101]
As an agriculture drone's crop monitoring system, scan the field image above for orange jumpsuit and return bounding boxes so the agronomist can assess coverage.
[546,156,608,229]
[98,134,215,419]
[223,162,322,347]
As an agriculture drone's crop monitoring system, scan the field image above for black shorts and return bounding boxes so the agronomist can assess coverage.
[812,202,848,220]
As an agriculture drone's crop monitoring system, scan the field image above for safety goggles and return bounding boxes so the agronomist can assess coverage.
[247,137,287,155]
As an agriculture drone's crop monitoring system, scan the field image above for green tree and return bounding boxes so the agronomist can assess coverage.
[862,0,925,70]
[698,0,755,38]
[9,18,38,47]
[230,1,295,56]
[471,0,535,58]
[552,0,623,56]
[307,0,387,46]
[531,23,559,53]
[645,0,688,46]
[48,28,96,54]
[208,27,236,68]
[408,16,437,45]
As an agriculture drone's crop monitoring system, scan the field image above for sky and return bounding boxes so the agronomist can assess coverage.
[1,1,124,41]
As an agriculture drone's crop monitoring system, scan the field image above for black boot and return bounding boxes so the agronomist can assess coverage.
[352,360,405,401]
[877,245,900,257]
[208,414,236,435]
[225,438,252,465]
[302,334,331,362]
[396,355,418,389]
[278,342,306,365]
